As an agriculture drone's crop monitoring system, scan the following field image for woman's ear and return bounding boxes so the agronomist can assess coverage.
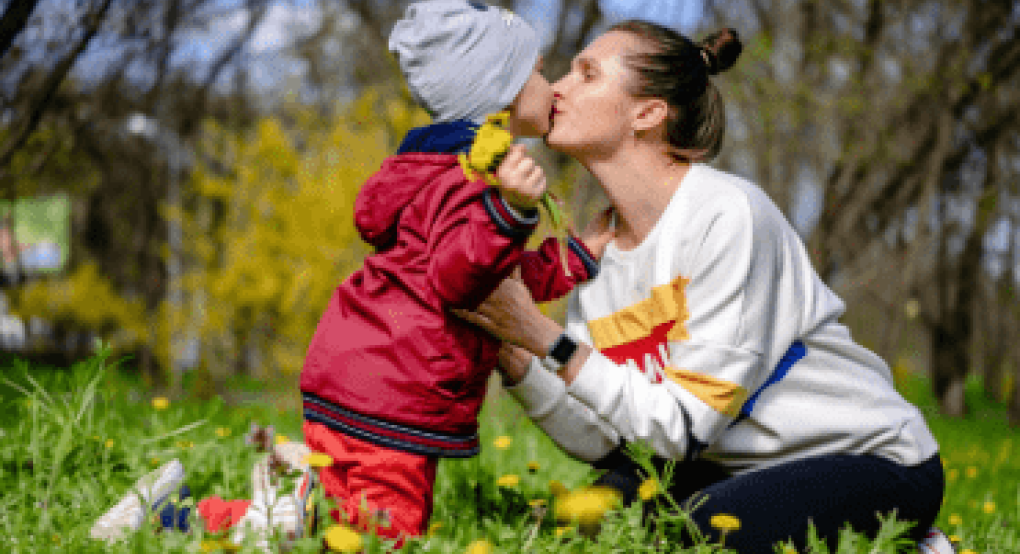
[631,97,670,135]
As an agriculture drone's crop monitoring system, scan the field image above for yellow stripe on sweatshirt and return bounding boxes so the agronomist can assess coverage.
[587,275,691,350]
[663,366,749,418]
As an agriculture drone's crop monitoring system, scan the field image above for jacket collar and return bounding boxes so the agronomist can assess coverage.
[396,120,479,155]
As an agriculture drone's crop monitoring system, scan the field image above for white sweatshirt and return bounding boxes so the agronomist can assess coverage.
[507,164,938,475]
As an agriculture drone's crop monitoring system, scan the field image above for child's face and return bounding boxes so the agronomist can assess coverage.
[504,56,553,138]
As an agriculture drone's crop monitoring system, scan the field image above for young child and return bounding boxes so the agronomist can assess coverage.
[89,1,615,548]
[295,0,615,546]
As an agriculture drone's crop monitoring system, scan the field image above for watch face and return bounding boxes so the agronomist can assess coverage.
[550,334,578,364]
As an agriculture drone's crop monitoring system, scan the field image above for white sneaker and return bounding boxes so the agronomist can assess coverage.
[230,441,317,552]
[90,459,186,542]
[917,526,957,554]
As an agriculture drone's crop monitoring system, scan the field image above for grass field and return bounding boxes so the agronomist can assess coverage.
[2,347,1018,553]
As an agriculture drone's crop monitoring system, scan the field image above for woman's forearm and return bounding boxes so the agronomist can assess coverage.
[515,313,593,387]
[497,342,533,385]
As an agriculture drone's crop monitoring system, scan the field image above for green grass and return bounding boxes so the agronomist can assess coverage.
[1,347,1017,553]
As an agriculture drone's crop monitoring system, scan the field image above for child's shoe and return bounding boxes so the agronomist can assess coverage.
[89,459,186,542]
[917,526,957,554]
[230,441,318,552]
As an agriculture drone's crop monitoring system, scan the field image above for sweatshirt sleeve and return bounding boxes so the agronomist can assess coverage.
[505,290,621,463]
[519,235,600,302]
[426,179,540,309]
[565,195,779,461]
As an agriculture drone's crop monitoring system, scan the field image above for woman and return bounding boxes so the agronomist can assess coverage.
[453,21,952,553]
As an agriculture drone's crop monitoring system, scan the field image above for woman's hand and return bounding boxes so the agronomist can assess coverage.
[578,206,616,261]
[451,267,561,355]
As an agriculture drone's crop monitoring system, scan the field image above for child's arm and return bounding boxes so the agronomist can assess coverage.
[520,207,615,302]
[426,149,548,310]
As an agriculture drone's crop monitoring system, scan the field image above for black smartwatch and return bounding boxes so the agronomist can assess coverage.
[542,333,578,373]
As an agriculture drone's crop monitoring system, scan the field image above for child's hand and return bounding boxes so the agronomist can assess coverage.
[494,144,547,211]
[579,207,616,261]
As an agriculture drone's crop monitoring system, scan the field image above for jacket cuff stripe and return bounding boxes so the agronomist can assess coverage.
[568,235,599,280]
[482,188,538,239]
[302,392,480,458]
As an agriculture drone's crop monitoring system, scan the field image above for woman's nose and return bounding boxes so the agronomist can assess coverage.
[551,76,568,95]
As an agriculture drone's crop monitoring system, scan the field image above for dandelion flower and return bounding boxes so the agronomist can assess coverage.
[216,427,231,438]
[949,535,961,543]
[276,435,289,445]
[555,526,571,537]
[152,397,169,410]
[949,513,963,526]
[529,498,547,508]
[325,524,363,553]
[428,522,443,535]
[947,469,958,482]
[105,439,114,449]
[965,466,977,478]
[983,501,995,514]
[493,436,512,449]
[464,539,494,554]
[960,550,977,554]
[303,452,334,468]
[497,474,520,488]
[710,513,741,533]
[527,461,540,473]
[201,539,239,552]
[549,480,568,497]
[638,478,659,501]
[176,440,194,449]
[554,486,621,526]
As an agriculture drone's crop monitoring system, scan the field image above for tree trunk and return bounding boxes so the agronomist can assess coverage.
[1009,358,1020,427]
[931,326,968,417]
[982,287,1006,403]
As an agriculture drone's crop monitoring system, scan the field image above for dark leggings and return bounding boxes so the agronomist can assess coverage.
[594,451,945,553]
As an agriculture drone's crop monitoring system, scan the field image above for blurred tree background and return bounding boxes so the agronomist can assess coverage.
[1,0,1018,420]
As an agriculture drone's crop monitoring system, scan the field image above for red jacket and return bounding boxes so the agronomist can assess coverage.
[300,122,599,458]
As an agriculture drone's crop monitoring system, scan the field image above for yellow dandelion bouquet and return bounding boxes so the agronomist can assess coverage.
[459,111,574,276]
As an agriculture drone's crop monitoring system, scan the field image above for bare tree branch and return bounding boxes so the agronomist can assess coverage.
[0,0,115,181]
[0,0,43,60]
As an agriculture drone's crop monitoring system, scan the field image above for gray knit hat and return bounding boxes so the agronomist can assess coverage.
[388,0,540,124]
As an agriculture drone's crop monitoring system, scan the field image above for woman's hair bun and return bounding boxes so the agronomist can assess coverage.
[699,28,742,75]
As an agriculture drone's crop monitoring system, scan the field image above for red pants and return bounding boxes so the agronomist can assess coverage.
[196,422,438,547]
